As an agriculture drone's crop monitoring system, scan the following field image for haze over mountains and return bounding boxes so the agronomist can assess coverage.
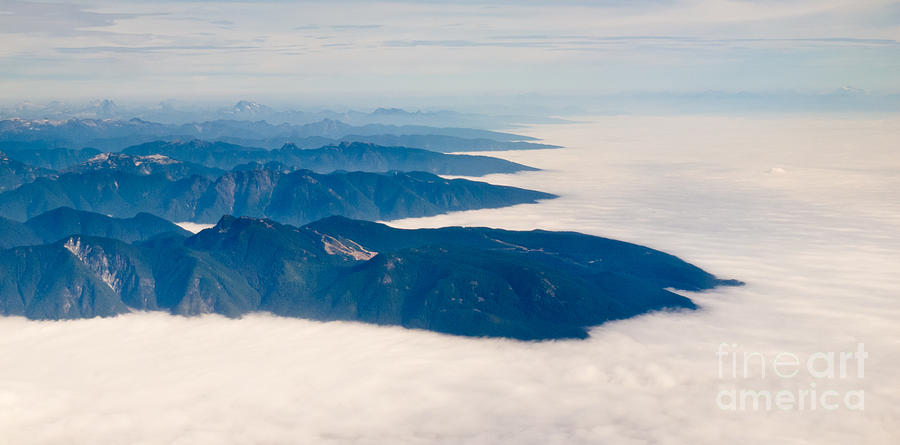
[1,101,570,128]
[0,117,558,152]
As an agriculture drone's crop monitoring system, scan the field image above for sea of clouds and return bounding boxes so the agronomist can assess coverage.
[1,116,898,444]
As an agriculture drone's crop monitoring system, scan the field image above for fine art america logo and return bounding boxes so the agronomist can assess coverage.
[716,343,866,411]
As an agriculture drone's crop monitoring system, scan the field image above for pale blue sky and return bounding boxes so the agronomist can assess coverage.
[0,0,898,104]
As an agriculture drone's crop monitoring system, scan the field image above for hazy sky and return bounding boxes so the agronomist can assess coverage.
[1,0,899,103]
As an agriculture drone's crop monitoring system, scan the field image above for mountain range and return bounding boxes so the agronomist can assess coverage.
[0,140,538,183]
[0,146,101,170]
[0,207,189,249]
[0,111,743,341]
[122,140,538,175]
[0,212,740,339]
[0,118,558,152]
[0,165,555,225]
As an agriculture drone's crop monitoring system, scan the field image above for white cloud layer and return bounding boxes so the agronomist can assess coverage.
[1,116,899,444]
[174,221,214,234]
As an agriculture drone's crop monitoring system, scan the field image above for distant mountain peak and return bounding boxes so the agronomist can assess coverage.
[64,151,222,180]
[336,140,375,149]
[372,107,416,116]
[835,85,869,96]
[89,99,118,116]
[84,152,181,167]
[229,100,272,116]
[209,214,286,235]
[306,118,352,129]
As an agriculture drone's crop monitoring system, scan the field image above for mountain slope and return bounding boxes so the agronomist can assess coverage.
[0,151,56,192]
[24,207,191,243]
[0,215,41,249]
[304,216,741,291]
[0,207,190,249]
[0,237,138,318]
[3,147,102,170]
